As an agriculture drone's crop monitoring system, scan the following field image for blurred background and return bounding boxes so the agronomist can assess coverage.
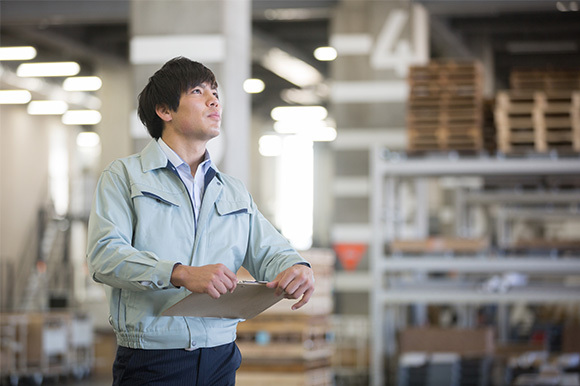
[1,1,580,385]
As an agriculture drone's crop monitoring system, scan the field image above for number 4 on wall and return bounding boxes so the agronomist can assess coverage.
[370,5,429,76]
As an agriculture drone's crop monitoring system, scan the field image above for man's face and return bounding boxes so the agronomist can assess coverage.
[167,82,222,142]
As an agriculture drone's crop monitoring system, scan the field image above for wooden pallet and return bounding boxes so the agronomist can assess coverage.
[512,239,580,250]
[391,237,489,254]
[409,60,483,83]
[510,69,580,91]
[237,314,333,362]
[408,109,482,127]
[495,90,580,153]
[407,60,484,152]
[236,367,333,386]
[408,126,483,152]
[409,82,481,98]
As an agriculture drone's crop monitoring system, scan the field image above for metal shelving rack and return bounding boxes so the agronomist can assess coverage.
[370,147,580,386]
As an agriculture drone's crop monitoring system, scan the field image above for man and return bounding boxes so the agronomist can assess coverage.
[86,57,314,385]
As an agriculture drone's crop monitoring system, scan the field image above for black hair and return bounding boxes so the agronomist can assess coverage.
[137,57,218,139]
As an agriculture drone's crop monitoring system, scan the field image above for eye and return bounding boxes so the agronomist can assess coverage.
[189,87,202,94]
[213,91,219,99]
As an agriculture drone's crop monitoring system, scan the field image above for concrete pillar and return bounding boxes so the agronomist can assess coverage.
[329,0,428,249]
[328,1,429,385]
[129,0,251,185]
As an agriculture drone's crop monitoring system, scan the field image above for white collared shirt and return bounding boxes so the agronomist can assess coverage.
[158,138,212,230]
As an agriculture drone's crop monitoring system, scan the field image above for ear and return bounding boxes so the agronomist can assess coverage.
[155,104,173,123]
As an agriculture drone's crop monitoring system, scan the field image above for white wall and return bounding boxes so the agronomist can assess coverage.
[1,105,55,262]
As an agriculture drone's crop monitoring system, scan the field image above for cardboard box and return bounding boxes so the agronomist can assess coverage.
[398,327,495,356]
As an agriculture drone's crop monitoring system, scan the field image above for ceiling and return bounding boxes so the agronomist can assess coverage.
[1,0,579,112]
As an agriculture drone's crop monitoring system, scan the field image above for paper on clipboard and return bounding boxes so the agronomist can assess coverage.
[161,281,284,319]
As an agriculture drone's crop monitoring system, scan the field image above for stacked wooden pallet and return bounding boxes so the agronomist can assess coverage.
[510,69,580,91]
[407,60,484,153]
[236,248,335,386]
[495,90,580,153]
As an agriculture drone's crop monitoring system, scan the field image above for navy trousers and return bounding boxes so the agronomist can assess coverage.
[112,342,242,386]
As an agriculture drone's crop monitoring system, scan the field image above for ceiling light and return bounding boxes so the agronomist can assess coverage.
[259,135,283,157]
[62,110,102,125]
[27,100,68,115]
[262,48,323,88]
[274,120,327,134]
[17,62,81,77]
[0,90,32,104]
[243,78,265,94]
[556,1,567,11]
[63,76,102,91]
[271,106,328,122]
[0,46,37,61]
[309,126,337,142]
[77,131,101,147]
[314,46,338,61]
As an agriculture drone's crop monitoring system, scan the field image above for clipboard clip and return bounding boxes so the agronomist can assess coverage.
[238,280,269,284]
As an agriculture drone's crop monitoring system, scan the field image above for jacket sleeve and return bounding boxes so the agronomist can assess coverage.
[86,166,177,291]
[242,194,309,281]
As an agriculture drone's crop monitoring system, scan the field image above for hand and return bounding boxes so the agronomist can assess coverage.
[170,264,237,299]
[266,264,315,310]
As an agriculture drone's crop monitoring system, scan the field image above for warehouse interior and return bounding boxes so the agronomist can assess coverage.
[1,0,580,385]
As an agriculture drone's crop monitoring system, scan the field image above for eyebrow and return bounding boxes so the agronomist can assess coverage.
[189,83,217,92]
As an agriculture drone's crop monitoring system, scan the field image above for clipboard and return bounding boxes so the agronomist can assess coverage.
[161,281,284,319]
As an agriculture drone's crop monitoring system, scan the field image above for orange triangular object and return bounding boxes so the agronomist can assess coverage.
[334,243,367,271]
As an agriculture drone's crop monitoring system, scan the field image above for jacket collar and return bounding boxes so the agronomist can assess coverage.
[140,139,169,173]
[140,139,222,185]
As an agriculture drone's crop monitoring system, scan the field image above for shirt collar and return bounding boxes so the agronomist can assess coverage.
[158,138,213,174]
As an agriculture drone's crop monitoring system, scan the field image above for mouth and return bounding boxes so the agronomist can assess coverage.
[208,112,221,120]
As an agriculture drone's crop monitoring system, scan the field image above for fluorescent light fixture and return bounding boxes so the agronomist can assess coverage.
[262,48,323,88]
[243,78,265,94]
[27,100,69,115]
[310,126,337,142]
[556,1,567,11]
[17,62,81,77]
[314,46,337,61]
[274,120,337,141]
[0,90,32,104]
[271,106,328,122]
[63,76,102,91]
[49,128,69,216]
[62,110,102,125]
[76,131,101,147]
[274,120,327,134]
[278,135,313,250]
[0,46,37,61]
[259,135,283,157]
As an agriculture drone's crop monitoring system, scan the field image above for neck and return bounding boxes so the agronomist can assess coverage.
[161,133,207,173]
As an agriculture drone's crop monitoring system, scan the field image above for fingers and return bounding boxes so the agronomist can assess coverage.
[291,287,314,310]
[176,264,237,298]
[267,265,315,309]
[208,264,237,296]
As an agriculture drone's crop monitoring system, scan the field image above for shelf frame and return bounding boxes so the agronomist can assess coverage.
[369,147,580,386]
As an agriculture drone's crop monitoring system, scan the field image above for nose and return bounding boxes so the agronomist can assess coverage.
[208,94,219,107]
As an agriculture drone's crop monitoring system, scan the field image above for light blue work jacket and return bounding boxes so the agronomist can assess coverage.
[86,139,306,350]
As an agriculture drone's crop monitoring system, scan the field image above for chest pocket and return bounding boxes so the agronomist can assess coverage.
[131,185,181,207]
[215,200,252,216]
